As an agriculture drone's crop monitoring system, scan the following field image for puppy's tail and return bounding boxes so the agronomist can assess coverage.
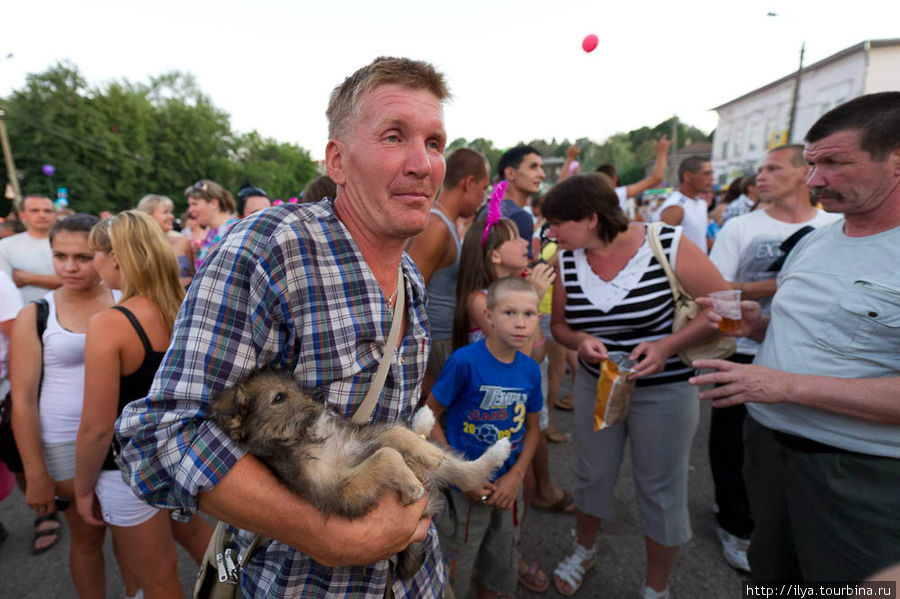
[433,438,511,492]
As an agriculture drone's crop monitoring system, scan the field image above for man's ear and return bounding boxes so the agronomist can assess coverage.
[325,139,348,185]
[461,175,477,192]
[503,165,516,183]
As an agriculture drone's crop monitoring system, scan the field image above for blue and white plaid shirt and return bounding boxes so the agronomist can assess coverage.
[116,199,443,598]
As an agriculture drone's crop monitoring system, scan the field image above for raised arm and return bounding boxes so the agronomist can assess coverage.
[624,135,671,198]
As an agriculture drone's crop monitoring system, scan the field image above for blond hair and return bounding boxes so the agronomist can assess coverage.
[326,56,451,139]
[89,211,185,330]
[136,194,174,215]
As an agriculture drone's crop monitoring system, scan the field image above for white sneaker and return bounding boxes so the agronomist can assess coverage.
[640,583,670,599]
[717,527,751,573]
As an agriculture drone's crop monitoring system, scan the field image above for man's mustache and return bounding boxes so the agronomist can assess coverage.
[810,187,844,201]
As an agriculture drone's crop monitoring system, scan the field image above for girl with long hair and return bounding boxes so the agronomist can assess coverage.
[10,214,122,598]
[73,211,208,599]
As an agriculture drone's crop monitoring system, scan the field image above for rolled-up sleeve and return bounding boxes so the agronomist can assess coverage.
[115,216,294,520]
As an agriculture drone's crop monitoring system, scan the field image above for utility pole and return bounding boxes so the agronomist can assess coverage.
[786,41,805,142]
[0,107,21,207]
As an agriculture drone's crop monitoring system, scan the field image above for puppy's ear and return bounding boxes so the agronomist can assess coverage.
[210,384,247,440]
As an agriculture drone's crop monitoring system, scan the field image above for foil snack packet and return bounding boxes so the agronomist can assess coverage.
[594,351,638,431]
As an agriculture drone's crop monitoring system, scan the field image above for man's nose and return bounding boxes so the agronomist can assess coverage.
[405,141,432,177]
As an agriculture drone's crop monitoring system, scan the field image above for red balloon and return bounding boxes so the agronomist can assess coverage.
[582,34,599,53]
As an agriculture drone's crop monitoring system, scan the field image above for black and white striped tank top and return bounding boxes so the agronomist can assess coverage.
[559,224,693,387]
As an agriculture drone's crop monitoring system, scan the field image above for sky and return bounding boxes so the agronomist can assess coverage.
[3,0,898,161]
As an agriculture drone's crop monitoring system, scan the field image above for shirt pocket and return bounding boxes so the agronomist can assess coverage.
[815,280,900,357]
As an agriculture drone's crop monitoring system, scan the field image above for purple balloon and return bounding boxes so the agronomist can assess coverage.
[42,164,55,176]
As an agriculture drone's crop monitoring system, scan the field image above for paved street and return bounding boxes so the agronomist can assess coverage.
[0,381,745,598]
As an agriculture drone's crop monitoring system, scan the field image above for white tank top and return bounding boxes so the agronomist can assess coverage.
[39,290,119,443]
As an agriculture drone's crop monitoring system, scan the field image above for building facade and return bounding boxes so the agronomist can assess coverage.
[711,39,900,184]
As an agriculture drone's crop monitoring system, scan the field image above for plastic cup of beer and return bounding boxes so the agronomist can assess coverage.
[709,290,742,334]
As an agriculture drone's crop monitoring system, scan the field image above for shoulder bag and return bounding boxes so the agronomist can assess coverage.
[646,223,735,367]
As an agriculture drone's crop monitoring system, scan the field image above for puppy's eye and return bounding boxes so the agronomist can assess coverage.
[272,393,285,405]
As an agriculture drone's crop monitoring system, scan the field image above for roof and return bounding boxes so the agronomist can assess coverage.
[711,38,900,111]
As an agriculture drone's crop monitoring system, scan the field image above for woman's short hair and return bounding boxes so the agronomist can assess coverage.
[541,173,629,244]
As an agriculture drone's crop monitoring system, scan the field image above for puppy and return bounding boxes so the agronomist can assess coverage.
[209,368,510,578]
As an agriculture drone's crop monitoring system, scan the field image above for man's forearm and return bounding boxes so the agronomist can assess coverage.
[14,270,62,290]
[789,374,900,424]
[733,279,777,300]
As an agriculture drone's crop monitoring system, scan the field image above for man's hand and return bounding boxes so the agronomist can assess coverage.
[653,135,672,156]
[695,297,766,340]
[689,360,794,408]
[565,144,580,161]
[312,491,431,567]
[12,268,31,288]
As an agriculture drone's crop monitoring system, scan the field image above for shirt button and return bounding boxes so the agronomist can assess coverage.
[868,311,878,318]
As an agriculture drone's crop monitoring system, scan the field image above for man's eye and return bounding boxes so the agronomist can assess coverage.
[385,135,400,143]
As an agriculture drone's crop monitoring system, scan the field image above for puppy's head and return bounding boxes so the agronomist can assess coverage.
[209,368,321,455]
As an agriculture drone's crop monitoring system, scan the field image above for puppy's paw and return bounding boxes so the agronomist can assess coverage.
[486,437,512,465]
[399,480,426,505]
[411,407,435,437]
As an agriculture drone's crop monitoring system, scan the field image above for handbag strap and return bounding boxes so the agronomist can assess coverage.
[647,223,685,303]
[352,267,405,425]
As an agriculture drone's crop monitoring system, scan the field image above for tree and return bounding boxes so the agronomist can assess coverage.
[1,62,317,215]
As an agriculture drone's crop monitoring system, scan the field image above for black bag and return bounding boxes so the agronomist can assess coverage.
[0,299,49,473]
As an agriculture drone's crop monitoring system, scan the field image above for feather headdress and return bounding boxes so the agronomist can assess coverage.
[481,181,507,247]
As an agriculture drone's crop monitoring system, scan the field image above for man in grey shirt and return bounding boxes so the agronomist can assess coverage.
[692,92,900,582]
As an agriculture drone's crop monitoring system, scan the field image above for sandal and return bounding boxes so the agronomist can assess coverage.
[518,559,549,593]
[32,512,61,555]
[532,488,575,513]
[545,429,570,444]
[553,542,597,596]
[553,394,574,411]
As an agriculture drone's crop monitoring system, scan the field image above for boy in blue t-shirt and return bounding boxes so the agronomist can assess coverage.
[426,276,543,599]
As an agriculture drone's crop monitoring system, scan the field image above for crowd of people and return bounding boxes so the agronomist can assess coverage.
[0,56,897,599]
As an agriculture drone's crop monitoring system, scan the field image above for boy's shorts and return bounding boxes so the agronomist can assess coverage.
[436,486,523,598]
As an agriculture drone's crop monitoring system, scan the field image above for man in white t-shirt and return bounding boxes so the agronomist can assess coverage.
[657,156,714,250]
[692,93,900,582]
[0,195,59,303]
[705,144,841,573]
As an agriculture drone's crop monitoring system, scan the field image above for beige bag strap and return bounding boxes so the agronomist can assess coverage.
[647,223,686,303]
[198,270,406,595]
[352,267,405,425]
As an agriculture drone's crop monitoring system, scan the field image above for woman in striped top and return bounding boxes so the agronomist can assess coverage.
[542,174,730,599]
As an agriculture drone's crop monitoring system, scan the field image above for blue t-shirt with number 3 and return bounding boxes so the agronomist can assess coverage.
[431,339,543,480]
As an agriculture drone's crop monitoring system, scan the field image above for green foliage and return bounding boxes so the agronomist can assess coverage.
[446,117,711,185]
[1,61,318,215]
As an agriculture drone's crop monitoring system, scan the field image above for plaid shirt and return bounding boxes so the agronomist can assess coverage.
[116,200,443,598]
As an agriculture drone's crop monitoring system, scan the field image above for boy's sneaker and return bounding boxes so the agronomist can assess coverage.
[640,583,669,599]
[717,527,751,573]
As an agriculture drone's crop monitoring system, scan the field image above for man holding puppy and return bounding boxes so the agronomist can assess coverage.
[116,57,451,597]
[691,93,900,582]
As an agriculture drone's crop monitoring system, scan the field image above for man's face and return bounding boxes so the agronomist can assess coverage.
[242,195,271,218]
[804,129,900,216]
[484,290,540,351]
[686,162,714,193]
[20,197,56,233]
[507,153,545,195]
[328,84,447,240]
[460,174,490,218]
[187,196,218,228]
[756,150,808,203]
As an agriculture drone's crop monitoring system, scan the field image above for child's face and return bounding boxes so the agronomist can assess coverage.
[491,235,529,272]
[485,290,540,350]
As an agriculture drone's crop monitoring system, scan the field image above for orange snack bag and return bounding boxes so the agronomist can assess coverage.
[594,352,637,431]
